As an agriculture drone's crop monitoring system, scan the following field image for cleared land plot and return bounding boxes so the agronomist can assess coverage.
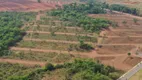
[0,0,74,12]
[0,0,55,12]
[104,37,142,44]
[123,57,142,66]
[106,31,142,36]
[96,45,135,55]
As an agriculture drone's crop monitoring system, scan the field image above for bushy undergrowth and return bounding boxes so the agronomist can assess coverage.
[0,63,38,80]
[26,59,121,80]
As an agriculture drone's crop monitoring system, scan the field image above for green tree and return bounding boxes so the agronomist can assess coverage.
[127,52,131,57]
[133,18,138,24]
[45,63,55,71]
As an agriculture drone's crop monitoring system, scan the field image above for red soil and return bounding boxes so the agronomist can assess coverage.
[0,0,65,12]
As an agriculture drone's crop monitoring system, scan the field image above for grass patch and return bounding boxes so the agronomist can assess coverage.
[3,51,80,63]
[4,51,57,62]
[16,41,78,51]
[129,69,142,80]
[25,33,97,42]
[26,26,90,34]
[0,62,38,80]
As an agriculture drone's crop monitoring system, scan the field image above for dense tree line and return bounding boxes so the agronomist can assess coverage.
[48,2,111,33]
[0,12,36,56]
[79,0,140,15]
[110,4,140,16]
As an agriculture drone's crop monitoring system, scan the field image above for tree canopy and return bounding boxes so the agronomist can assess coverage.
[0,12,36,56]
[48,2,110,33]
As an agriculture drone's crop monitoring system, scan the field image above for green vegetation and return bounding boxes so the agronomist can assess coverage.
[25,33,97,42]
[25,59,121,80]
[133,18,139,24]
[79,40,94,51]
[48,2,111,33]
[4,59,120,80]
[0,62,38,80]
[80,0,140,16]
[4,51,78,63]
[0,12,36,56]
[63,59,120,80]
[110,4,140,16]
[128,52,131,57]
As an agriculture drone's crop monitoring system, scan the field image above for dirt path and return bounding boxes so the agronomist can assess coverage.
[0,58,45,66]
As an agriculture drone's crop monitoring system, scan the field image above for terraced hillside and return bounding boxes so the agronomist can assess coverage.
[0,12,96,66]
[1,10,141,72]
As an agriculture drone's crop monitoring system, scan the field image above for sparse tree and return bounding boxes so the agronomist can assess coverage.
[127,52,131,57]
[122,20,127,25]
[133,18,138,24]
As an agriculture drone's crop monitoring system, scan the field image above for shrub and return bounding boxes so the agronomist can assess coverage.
[109,72,120,80]
[45,63,55,71]
[79,40,94,50]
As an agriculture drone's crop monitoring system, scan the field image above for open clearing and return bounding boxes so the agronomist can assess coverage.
[0,0,73,12]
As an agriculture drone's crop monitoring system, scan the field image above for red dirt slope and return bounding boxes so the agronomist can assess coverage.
[0,0,63,12]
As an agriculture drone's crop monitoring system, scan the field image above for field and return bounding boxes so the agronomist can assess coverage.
[129,69,142,80]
